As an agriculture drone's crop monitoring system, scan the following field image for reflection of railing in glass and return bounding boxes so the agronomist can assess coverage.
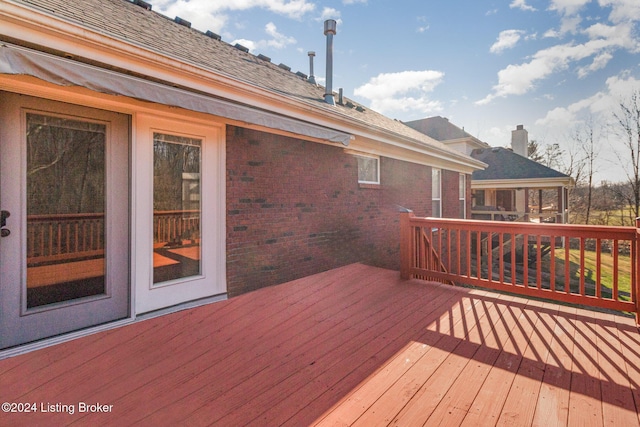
[27,213,104,266]
[153,210,200,246]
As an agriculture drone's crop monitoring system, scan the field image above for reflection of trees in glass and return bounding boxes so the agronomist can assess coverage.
[26,114,106,215]
[153,133,201,211]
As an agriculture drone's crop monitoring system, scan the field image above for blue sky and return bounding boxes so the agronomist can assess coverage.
[152,0,640,183]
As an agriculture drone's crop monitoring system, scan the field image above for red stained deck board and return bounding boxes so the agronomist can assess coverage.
[495,300,559,427]
[409,296,520,427]
[0,263,639,427]
[615,315,640,426]
[594,311,639,427]
[531,304,577,427]
[261,283,463,426]
[315,290,500,427]
[81,264,384,425]
[154,270,453,426]
[567,310,604,427]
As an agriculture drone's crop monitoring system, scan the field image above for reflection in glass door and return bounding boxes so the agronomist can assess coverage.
[26,114,106,308]
[153,133,201,284]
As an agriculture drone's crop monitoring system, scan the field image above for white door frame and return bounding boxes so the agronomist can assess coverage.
[133,113,226,314]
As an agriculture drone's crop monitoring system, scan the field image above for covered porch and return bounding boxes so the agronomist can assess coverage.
[469,146,573,224]
[1,263,639,426]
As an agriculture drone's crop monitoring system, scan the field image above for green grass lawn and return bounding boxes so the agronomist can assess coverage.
[545,247,632,300]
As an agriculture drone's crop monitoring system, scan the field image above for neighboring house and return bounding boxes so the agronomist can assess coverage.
[0,0,484,351]
[406,117,574,223]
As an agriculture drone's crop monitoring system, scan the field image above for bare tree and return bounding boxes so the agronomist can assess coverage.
[612,90,640,219]
[572,117,600,224]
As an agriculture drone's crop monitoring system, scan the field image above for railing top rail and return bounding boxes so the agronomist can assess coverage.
[153,210,200,215]
[27,213,104,220]
[407,215,636,239]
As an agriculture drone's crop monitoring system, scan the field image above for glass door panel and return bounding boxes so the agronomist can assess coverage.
[153,132,201,284]
[26,113,106,308]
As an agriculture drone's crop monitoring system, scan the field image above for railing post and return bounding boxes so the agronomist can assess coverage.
[400,211,414,280]
[636,218,640,325]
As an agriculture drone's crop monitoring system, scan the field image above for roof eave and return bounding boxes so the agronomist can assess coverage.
[471,176,575,189]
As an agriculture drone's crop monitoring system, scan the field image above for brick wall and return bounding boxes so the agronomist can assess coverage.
[226,125,445,296]
[441,169,471,219]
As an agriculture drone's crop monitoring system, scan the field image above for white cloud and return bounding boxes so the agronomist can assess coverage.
[354,70,445,115]
[319,7,341,21]
[536,71,640,128]
[510,0,537,12]
[478,21,639,104]
[548,0,591,16]
[417,16,430,33]
[543,15,583,38]
[577,51,613,77]
[599,0,640,24]
[264,22,297,48]
[343,0,367,4]
[490,30,526,54]
[232,22,296,52]
[155,0,315,32]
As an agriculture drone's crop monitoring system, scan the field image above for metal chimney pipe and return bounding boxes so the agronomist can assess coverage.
[324,19,337,105]
[307,51,316,85]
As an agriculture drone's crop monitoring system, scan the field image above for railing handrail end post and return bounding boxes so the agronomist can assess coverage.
[635,218,640,325]
[400,210,414,280]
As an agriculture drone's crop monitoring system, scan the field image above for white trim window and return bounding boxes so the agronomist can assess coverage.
[356,154,380,184]
[432,168,441,218]
[459,173,466,218]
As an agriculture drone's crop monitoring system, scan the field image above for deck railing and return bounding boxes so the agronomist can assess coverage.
[400,212,640,322]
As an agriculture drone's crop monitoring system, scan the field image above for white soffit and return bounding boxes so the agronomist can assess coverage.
[0,43,351,146]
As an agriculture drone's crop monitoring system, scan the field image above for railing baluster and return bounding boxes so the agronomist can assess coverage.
[536,235,542,290]
[565,240,570,295]
[596,238,602,299]
[510,233,516,285]
[550,237,556,292]
[466,228,471,278]
[580,238,585,296]
[523,234,529,288]
[613,239,619,301]
[499,232,504,284]
[488,231,493,283]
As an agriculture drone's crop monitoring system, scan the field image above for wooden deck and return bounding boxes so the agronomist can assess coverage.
[1,263,639,426]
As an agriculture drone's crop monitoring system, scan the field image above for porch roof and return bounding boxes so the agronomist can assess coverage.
[1,263,638,426]
[471,146,574,188]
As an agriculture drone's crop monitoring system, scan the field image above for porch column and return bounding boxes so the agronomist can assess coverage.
[557,186,564,224]
[524,188,530,221]
[538,189,543,222]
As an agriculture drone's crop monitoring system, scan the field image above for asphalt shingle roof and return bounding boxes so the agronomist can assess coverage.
[7,0,481,167]
[470,147,571,181]
[404,116,475,141]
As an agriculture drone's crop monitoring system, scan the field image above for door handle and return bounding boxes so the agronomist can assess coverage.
[1,210,10,237]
